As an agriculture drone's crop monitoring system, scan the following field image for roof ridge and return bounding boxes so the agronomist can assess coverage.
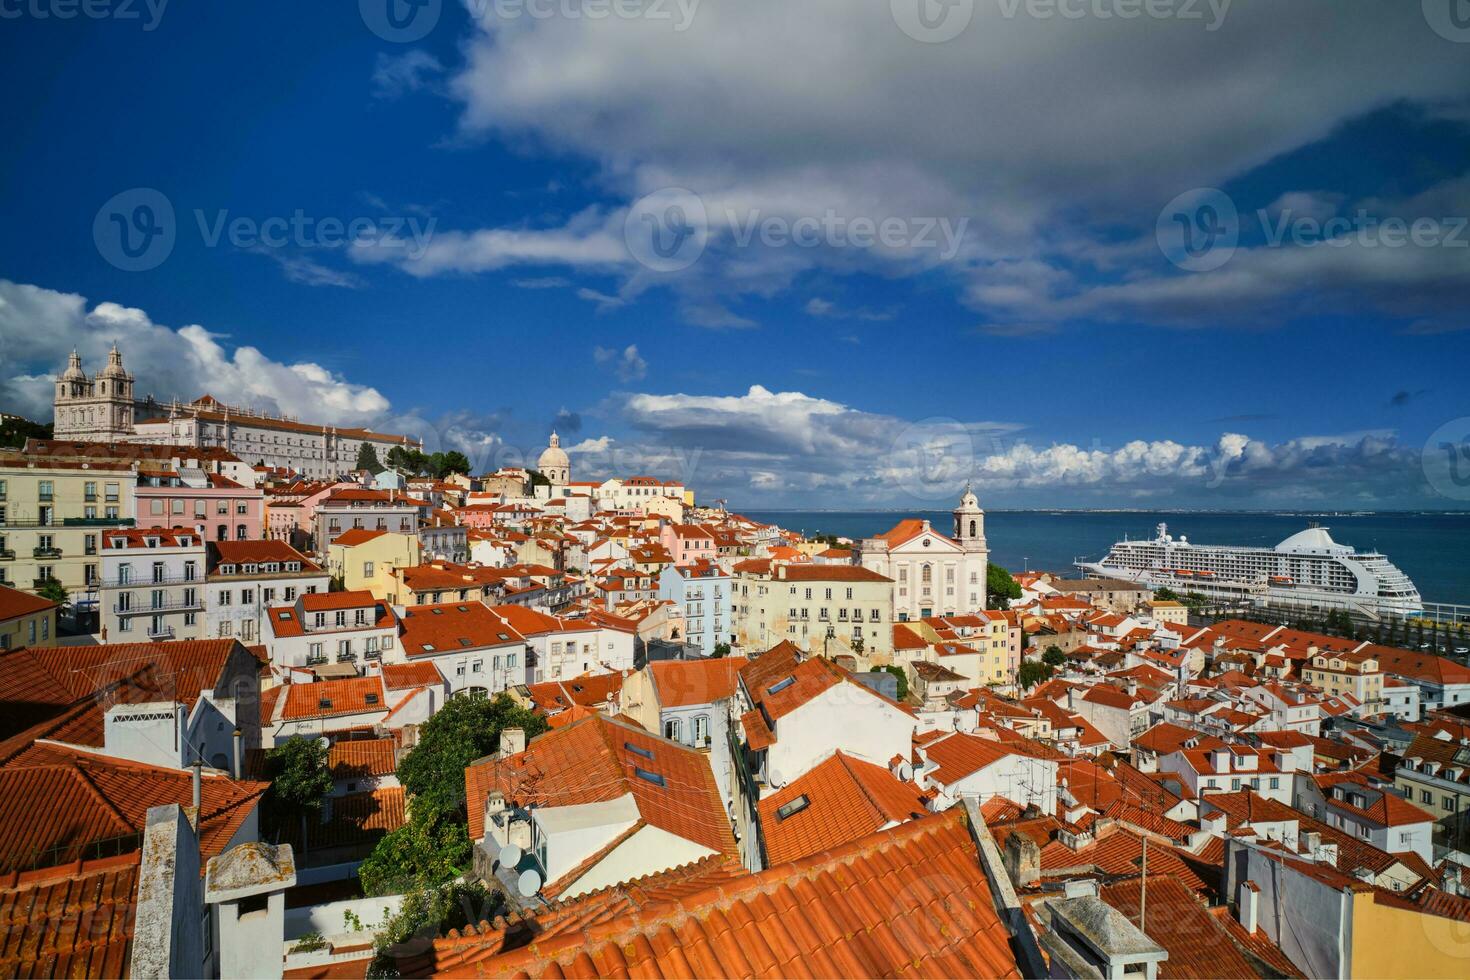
[67,761,137,836]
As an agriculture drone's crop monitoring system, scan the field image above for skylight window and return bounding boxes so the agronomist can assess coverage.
[768,676,796,695]
[365,693,379,705]
[422,643,436,652]
[776,795,810,820]
[318,698,332,710]
[625,742,654,760]
[633,767,665,787]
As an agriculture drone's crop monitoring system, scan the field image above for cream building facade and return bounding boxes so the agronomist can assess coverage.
[860,488,989,623]
[733,564,894,661]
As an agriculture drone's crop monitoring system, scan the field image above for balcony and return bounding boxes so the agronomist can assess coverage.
[33,547,62,559]
[99,572,199,588]
[147,625,175,640]
[63,517,133,528]
[114,597,204,614]
[32,577,57,589]
[0,550,13,561]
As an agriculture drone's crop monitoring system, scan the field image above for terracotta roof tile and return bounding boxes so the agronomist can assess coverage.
[759,751,930,865]
[423,810,1019,978]
[0,854,140,978]
[1099,875,1255,979]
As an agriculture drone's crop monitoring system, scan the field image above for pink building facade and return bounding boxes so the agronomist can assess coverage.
[134,473,264,542]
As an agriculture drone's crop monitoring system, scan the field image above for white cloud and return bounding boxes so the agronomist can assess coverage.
[593,344,647,382]
[0,279,391,425]
[606,382,1435,507]
[399,2,1470,327]
[372,50,444,99]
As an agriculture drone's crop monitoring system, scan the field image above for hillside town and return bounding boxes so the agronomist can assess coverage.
[1,347,1468,979]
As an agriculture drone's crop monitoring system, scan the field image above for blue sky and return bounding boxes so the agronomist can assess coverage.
[2,1,1469,509]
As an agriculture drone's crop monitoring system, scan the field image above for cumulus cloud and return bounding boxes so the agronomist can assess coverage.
[602,382,1438,508]
[593,344,648,382]
[0,279,391,424]
[368,1,1470,329]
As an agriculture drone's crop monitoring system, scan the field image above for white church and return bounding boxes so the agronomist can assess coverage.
[860,487,989,622]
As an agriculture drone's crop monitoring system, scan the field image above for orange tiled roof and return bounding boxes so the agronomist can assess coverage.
[279,677,388,722]
[649,657,746,708]
[0,584,58,622]
[328,738,397,780]
[0,854,140,977]
[759,751,929,864]
[0,749,266,872]
[464,715,736,860]
[398,603,526,658]
[423,809,1019,978]
[380,661,445,690]
[1099,876,1256,979]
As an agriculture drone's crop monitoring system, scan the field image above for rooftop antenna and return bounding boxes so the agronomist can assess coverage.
[1139,836,1148,932]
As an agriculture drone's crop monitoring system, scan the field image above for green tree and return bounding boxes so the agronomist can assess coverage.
[0,415,50,450]
[1042,646,1066,668]
[527,469,551,489]
[395,694,547,830]
[358,817,473,897]
[36,578,70,613]
[1153,586,1180,602]
[355,443,385,475]
[1016,660,1052,690]
[986,564,1022,610]
[264,736,333,842]
[882,664,909,701]
[370,880,501,977]
[713,642,732,657]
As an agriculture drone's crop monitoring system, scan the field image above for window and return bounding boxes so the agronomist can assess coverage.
[776,795,810,820]
[633,767,665,787]
[664,718,683,742]
[363,561,374,577]
[693,715,710,745]
[625,742,654,760]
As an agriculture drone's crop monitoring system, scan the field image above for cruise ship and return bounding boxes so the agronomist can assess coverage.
[1078,524,1422,619]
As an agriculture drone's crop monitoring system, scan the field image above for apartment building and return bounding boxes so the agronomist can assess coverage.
[657,559,732,656]
[135,467,264,542]
[0,452,135,619]
[98,527,206,642]
[1301,648,1384,711]
[0,583,58,650]
[205,540,329,643]
[263,590,399,674]
[312,488,419,552]
[733,563,894,661]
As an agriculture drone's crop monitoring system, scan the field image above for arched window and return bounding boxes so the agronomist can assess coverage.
[969,520,977,537]
[922,564,932,584]
[664,718,683,742]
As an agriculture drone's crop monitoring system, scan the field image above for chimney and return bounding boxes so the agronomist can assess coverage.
[1237,879,1259,934]
[500,727,526,759]
[1003,831,1040,888]
[191,761,202,810]
[483,791,507,839]
[1301,830,1321,857]
[231,728,243,779]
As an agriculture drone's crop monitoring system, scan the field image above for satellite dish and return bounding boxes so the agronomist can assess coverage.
[517,869,542,898]
[317,736,331,750]
[498,843,523,869]
[898,762,913,781]
[769,768,786,789]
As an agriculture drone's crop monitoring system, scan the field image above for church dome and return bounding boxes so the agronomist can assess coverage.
[955,484,981,511]
[538,432,570,471]
[61,350,87,381]
[98,343,131,380]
